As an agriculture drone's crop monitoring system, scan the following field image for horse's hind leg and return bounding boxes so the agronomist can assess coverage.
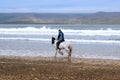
[66,48,71,57]
[66,48,71,63]
[67,54,71,63]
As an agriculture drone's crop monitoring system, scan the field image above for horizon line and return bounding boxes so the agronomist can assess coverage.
[0,11,120,14]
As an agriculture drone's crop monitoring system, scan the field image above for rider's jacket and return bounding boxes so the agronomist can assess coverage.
[57,31,64,41]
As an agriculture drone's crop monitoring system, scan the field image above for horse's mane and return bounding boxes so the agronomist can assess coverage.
[51,37,55,44]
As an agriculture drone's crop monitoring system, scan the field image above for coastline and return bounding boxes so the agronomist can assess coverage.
[0,55,120,80]
[1,55,120,65]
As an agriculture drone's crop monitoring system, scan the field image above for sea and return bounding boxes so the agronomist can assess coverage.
[0,24,120,59]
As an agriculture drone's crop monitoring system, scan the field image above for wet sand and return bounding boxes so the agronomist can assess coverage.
[0,56,120,80]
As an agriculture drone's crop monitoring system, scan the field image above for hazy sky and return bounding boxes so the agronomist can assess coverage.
[0,0,120,13]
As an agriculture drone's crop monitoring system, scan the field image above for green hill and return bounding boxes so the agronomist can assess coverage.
[0,12,120,24]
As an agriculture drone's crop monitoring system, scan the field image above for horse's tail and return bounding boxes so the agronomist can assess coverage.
[68,44,72,57]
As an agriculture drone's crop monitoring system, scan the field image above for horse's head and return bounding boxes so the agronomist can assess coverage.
[51,37,55,44]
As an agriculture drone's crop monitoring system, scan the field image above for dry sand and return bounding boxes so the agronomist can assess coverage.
[0,56,120,80]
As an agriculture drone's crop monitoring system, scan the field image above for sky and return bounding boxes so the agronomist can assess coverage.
[0,0,120,13]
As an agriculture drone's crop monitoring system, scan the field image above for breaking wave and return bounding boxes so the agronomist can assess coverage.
[0,26,120,43]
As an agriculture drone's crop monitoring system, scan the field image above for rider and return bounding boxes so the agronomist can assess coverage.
[56,29,65,50]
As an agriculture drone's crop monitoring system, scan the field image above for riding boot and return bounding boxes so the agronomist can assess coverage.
[56,44,59,50]
[56,41,60,50]
[56,43,59,50]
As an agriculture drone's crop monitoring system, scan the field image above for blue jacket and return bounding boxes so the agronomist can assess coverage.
[57,31,64,41]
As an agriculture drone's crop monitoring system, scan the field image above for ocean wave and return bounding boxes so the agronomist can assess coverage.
[0,37,50,41]
[0,26,120,43]
[0,26,120,36]
[0,37,120,44]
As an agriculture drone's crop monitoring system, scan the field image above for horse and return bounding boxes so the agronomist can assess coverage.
[51,37,72,62]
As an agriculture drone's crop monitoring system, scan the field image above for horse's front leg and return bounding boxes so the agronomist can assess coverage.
[58,49,63,55]
[54,50,57,58]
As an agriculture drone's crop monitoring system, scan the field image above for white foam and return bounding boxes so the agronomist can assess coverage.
[0,37,120,44]
[0,26,120,36]
[0,26,120,44]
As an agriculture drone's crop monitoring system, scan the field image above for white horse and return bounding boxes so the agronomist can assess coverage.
[51,37,72,61]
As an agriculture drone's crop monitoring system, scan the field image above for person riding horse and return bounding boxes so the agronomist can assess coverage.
[56,29,65,50]
[51,30,72,61]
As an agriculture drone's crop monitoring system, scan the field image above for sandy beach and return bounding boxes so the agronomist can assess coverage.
[0,56,120,80]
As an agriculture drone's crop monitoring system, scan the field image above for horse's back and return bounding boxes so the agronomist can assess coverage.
[59,41,72,48]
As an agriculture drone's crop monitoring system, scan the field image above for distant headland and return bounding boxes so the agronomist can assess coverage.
[0,12,120,24]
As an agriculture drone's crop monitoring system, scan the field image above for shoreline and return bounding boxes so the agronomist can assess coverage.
[0,55,120,80]
[0,55,120,65]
